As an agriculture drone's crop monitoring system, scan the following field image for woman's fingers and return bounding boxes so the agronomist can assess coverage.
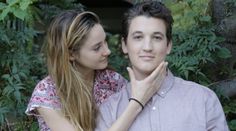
[147,61,167,81]
[127,67,135,84]
[127,62,168,104]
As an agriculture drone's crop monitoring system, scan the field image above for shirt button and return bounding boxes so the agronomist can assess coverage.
[152,106,156,110]
[160,91,165,95]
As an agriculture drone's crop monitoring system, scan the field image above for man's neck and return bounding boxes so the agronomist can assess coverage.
[133,70,150,80]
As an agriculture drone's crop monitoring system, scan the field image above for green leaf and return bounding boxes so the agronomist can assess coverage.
[3,85,14,96]
[12,64,17,74]
[2,74,10,80]
[6,0,18,5]
[13,8,26,20]
[0,2,7,10]
[0,106,8,114]
[200,15,211,22]
[20,0,31,10]
[13,74,21,82]
[14,90,21,102]
[217,47,232,58]
[0,6,10,20]
[229,120,236,130]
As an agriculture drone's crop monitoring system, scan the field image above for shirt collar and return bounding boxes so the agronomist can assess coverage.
[157,69,175,98]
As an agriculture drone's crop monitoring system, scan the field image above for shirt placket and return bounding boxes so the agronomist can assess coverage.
[149,96,161,131]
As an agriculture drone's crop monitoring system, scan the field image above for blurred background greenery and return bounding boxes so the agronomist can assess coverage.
[0,0,235,130]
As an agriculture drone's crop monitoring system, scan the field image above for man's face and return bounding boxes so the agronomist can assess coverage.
[122,16,172,76]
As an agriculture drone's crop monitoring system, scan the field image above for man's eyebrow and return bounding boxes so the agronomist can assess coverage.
[131,31,164,36]
[153,32,164,36]
[131,31,143,35]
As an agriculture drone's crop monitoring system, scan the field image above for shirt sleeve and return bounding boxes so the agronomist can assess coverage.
[25,77,61,116]
[95,99,115,131]
[95,110,110,131]
[205,90,229,131]
[95,86,130,131]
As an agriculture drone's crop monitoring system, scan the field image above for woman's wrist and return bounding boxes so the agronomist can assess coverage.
[129,98,144,110]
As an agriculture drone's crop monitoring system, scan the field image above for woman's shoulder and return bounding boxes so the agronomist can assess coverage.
[25,76,61,116]
[94,69,128,105]
[95,69,128,88]
[33,76,57,95]
[96,69,127,82]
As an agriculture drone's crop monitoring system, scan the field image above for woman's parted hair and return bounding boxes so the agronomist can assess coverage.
[45,10,100,130]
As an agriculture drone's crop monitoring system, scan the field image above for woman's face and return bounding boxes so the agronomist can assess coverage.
[71,24,111,72]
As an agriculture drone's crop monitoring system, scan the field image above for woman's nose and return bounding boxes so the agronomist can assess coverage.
[102,42,111,56]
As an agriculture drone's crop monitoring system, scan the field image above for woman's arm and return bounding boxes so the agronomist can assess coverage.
[38,107,76,131]
[108,61,168,131]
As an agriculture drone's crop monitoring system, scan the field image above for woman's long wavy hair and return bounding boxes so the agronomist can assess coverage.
[45,10,100,131]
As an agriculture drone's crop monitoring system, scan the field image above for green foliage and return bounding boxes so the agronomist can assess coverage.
[0,0,37,21]
[167,27,231,85]
[165,0,211,31]
[36,0,84,26]
[162,0,233,84]
[216,92,236,131]
[0,22,45,129]
[0,0,85,130]
[0,0,46,130]
[107,33,129,78]
[224,0,236,16]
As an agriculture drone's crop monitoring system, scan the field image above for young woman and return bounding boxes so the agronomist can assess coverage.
[26,10,166,131]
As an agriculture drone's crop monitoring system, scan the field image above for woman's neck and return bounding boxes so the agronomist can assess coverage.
[83,70,95,82]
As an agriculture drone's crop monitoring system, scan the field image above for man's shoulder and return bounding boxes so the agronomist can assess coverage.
[173,76,217,97]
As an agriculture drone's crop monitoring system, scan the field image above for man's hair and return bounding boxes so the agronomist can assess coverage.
[122,1,174,43]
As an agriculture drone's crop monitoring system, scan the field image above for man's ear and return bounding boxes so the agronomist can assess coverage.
[167,40,172,54]
[121,38,128,54]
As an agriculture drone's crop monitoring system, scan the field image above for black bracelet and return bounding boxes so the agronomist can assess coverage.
[129,98,144,110]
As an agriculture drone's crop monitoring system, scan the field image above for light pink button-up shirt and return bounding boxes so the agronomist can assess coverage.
[96,71,229,131]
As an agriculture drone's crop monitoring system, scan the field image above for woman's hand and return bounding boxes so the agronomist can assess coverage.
[127,61,168,106]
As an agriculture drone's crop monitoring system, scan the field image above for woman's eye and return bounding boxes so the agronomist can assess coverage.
[94,46,101,51]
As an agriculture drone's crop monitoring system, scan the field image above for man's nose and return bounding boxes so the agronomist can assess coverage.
[143,38,153,51]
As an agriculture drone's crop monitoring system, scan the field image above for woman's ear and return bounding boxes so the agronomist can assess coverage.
[121,38,128,54]
[69,50,76,61]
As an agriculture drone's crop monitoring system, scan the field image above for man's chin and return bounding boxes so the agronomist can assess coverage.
[139,68,155,75]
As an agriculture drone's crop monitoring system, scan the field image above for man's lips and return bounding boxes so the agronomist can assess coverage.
[139,55,155,60]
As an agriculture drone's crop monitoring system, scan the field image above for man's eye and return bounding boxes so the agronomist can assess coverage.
[153,36,162,40]
[133,36,143,40]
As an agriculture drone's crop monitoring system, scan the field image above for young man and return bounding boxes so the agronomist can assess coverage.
[96,1,229,131]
